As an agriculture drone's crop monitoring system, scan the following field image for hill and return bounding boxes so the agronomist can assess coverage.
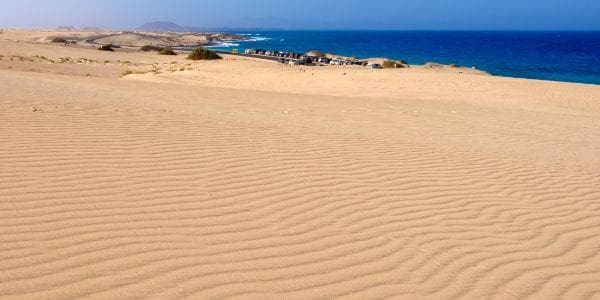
[138,21,192,33]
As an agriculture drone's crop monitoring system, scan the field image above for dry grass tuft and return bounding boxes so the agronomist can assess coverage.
[158,48,177,56]
[383,60,409,69]
[187,48,221,60]
[139,45,164,52]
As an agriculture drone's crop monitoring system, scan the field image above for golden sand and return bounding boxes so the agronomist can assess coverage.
[2,31,600,299]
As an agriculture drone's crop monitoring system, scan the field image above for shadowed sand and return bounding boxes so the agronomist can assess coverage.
[2,32,600,299]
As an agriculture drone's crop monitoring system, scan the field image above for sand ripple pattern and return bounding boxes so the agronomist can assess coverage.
[2,72,600,299]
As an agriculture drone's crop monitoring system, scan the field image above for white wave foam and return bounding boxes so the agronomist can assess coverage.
[206,42,240,48]
[234,33,271,42]
[248,37,271,42]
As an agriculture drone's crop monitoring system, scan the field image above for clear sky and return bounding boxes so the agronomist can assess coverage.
[1,0,599,30]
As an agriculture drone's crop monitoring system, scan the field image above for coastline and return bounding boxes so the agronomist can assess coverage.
[2,28,599,84]
[213,30,600,85]
[2,30,600,298]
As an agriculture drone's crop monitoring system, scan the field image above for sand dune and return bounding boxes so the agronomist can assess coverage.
[2,37,600,299]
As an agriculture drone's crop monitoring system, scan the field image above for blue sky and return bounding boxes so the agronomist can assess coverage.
[0,0,599,30]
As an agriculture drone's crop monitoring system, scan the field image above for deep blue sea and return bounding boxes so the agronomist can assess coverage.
[211,31,600,85]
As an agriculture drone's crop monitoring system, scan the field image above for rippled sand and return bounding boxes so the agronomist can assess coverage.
[2,32,600,299]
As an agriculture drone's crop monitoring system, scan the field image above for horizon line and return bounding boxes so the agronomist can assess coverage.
[3,25,600,32]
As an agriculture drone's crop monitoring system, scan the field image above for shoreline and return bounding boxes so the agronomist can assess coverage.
[1,33,599,87]
[210,30,600,85]
[2,28,599,85]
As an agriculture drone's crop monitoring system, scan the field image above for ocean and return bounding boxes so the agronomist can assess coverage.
[210,31,600,85]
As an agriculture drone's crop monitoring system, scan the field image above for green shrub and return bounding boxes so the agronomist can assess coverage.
[382,59,409,69]
[158,47,177,55]
[139,45,164,52]
[187,48,222,60]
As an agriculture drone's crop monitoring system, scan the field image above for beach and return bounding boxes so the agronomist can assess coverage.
[209,30,600,85]
[2,30,600,299]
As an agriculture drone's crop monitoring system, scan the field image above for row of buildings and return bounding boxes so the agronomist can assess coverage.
[243,48,382,68]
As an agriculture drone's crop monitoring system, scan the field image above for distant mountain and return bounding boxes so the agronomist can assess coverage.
[138,21,194,32]
[56,26,77,31]
[82,27,104,32]
[138,20,284,33]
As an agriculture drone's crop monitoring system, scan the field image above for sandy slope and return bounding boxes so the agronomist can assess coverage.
[2,38,600,299]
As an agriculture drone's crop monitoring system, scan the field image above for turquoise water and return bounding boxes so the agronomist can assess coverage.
[211,31,600,85]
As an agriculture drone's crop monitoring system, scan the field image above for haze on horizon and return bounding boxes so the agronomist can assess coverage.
[0,0,599,30]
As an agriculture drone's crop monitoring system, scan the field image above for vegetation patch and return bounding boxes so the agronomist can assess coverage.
[139,45,164,52]
[58,57,72,63]
[51,37,68,43]
[158,47,177,55]
[187,48,222,60]
[76,57,98,64]
[382,59,409,69]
